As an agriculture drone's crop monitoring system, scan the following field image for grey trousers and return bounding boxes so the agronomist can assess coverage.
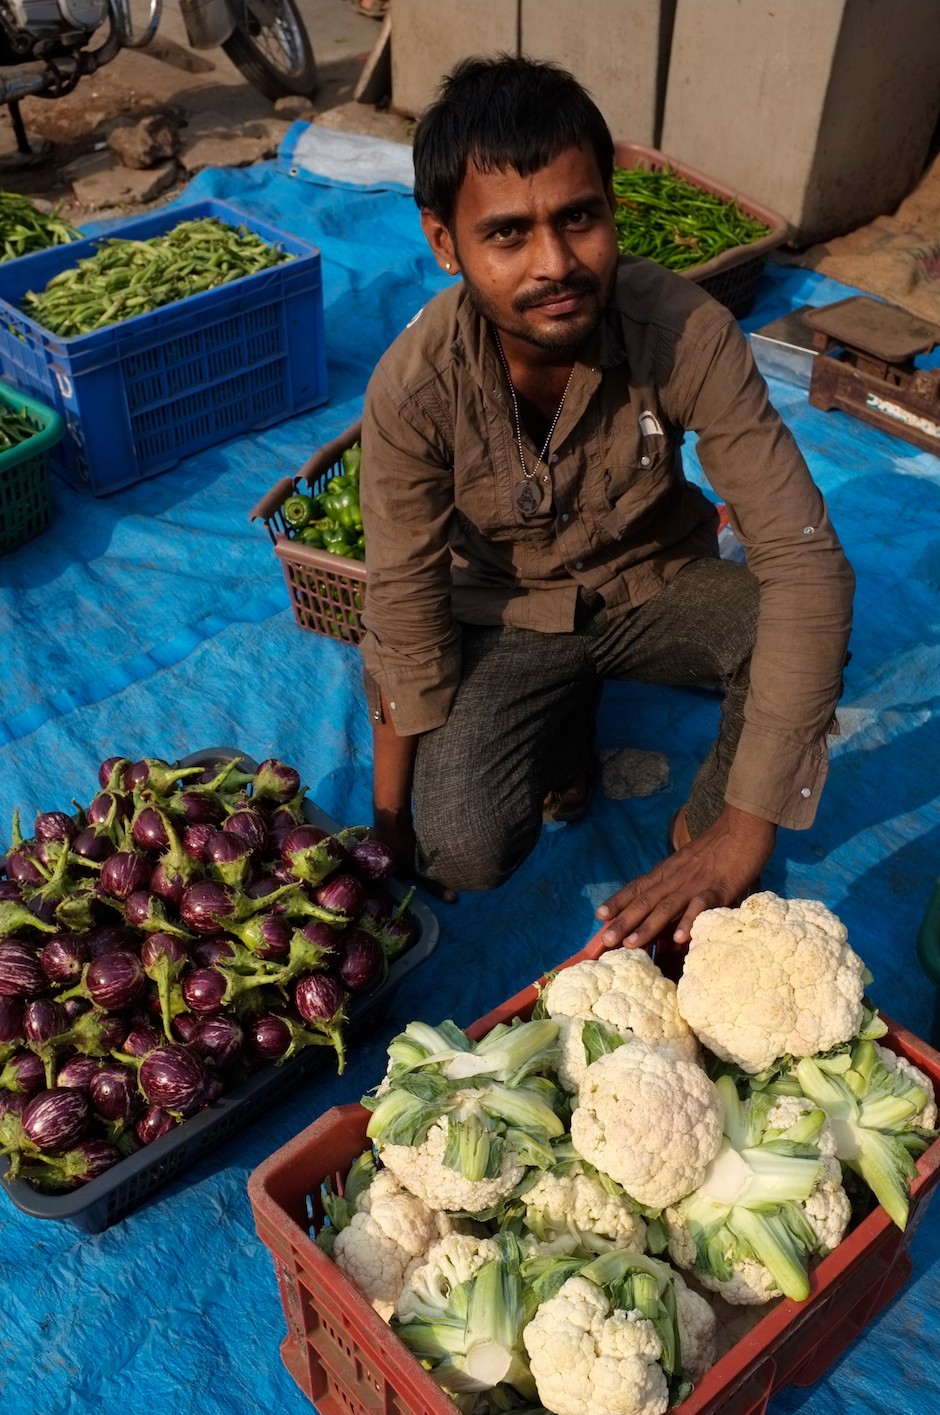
[413,557,760,891]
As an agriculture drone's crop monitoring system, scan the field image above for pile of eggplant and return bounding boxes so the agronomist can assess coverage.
[0,752,418,1193]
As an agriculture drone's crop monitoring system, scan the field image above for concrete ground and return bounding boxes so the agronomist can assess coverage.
[0,0,411,220]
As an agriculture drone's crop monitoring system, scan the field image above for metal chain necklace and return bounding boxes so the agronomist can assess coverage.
[494,329,575,517]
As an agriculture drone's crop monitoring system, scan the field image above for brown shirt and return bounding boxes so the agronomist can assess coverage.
[359,256,855,830]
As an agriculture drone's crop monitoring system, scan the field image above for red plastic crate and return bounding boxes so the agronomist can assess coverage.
[248,936,940,1415]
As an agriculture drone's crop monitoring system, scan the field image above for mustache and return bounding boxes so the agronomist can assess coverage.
[512,273,600,313]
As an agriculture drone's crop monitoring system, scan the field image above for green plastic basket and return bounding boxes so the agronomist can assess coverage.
[0,380,62,553]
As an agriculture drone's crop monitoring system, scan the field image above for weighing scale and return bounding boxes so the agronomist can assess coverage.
[805,296,940,455]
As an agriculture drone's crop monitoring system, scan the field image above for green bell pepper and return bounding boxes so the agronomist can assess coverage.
[283,493,315,530]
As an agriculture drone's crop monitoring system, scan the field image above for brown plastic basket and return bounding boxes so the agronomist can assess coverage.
[613,141,789,319]
[248,930,940,1415]
[251,421,366,646]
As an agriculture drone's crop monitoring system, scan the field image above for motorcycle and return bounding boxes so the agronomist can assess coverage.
[0,0,318,146]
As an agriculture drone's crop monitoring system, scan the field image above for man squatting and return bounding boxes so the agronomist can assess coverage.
[357,55,854,953]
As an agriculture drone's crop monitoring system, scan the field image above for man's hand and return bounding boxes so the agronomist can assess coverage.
[595,804,776,951]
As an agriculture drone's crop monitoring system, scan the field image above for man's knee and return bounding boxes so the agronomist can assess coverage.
[414,804,540,892]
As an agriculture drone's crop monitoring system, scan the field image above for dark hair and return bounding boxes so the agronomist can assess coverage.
[412,54,615,225]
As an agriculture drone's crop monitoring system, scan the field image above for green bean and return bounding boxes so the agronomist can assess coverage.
[611,166,770,272]
[0,403,38,451]
[0,192,80,261]
[22,216,293,336]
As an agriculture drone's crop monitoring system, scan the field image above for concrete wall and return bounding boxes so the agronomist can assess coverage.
[520,0,675,146]
[389,0,520,121]
[661,0,940,243]
[389,0,674,145]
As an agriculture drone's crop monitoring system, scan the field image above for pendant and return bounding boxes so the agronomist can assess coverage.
[514,479,543,516]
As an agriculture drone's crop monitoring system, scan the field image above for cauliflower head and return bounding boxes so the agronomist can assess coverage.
[331,1168,462,1319]
[519,1168,648,1254]
[765,1096,851,1257]
[379,1116,526,1216]
[394,1232,503,1322]
[874,1043,939,1130]
[673,1272,718,1383]
[523,1274,669,1415]
[570,1041,723,1208]
[677,892,867,1074]
[543,950,699,1093]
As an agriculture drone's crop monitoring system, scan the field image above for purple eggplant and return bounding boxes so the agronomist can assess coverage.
[247,1011,333,1065]
[235,913,292,962]
[64,1008,128,1058]
[56,1055,102,1092]
[123,890,191,938]
[205,832,253,889]
[349,837,395,884]
[34,810,78,847]
[22,1086,90,1151]
[138,1044,208,1113]
[0,880,23,902]
[0,1048,46,1094]
[192,935,236,968]
[131,806,174,854]
[0,940,48,997]
[98,756,131,789]
[0,899,57,940]
[40,933,90,986]
[123,1024,163,1058]
[140,932,189,1039]
[170,1012,201,1045]
[136,1105,179,1145]
[23,997,67,1046]
[5,849,45,888]
[337,929,384,991]
[252,758,302,803]
[223,806,268,855]
[281,826,347,887]
[86,924,139,957]
[0,1090,27,1121]
[87,789,132,835]
[293,973,347,1072]
[71,826,114,864]
[313,872,365,923]
[0,994,24,1044]
[181,822,217,862]
[174,789,225,826]
[191,1014,244,1069]
[179,878,294,936]
[125,758,200,795]
[99,850,152,901]
[66,950,148,1012]
[90,1064,142,1124]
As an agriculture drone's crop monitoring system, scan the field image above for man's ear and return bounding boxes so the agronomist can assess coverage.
[421,209,460,276]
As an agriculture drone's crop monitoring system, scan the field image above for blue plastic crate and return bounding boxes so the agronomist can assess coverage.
[0,200,328,495]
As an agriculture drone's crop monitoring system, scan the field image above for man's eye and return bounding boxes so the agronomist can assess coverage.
[564,209,591,227]
[491,226,520,242]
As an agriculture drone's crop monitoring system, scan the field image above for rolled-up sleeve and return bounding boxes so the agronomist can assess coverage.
[359,360,461,736]
[672,314,855,828]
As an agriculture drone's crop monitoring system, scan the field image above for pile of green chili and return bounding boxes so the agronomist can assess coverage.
[22,217,293,337]
[0,402,38,452]
[0,192,79,262]
[611,165,771,272]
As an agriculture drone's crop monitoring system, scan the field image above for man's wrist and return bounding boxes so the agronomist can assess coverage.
[373,803,413,827]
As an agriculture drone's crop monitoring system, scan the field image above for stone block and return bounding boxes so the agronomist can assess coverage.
[389,0,519,119]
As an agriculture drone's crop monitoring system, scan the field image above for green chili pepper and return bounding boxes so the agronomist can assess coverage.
[610,165,770,273]
[283,493,315,530]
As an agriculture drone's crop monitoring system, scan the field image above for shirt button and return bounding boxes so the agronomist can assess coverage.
[551,453,559,464]
[800,786,812,798]
[640,455,651,467]
[803,526,815,535]
[561,513,570,522]
[372,709,381,721]
[389,701,397,711]
[574,560,584,570]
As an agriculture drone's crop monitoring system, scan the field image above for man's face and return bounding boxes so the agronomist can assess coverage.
[423,144,618,357]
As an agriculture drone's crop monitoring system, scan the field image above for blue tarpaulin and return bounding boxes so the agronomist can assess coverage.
[1,131,938,1415]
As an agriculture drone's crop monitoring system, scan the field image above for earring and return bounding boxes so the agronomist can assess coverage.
[445,262,452,271]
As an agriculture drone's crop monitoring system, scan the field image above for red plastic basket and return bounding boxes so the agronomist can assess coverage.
[251,422,366,647]
[248,935,940,1415]
[613,142,789,319]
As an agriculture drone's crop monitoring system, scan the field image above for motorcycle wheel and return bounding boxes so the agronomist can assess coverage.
[222,0,318,102]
